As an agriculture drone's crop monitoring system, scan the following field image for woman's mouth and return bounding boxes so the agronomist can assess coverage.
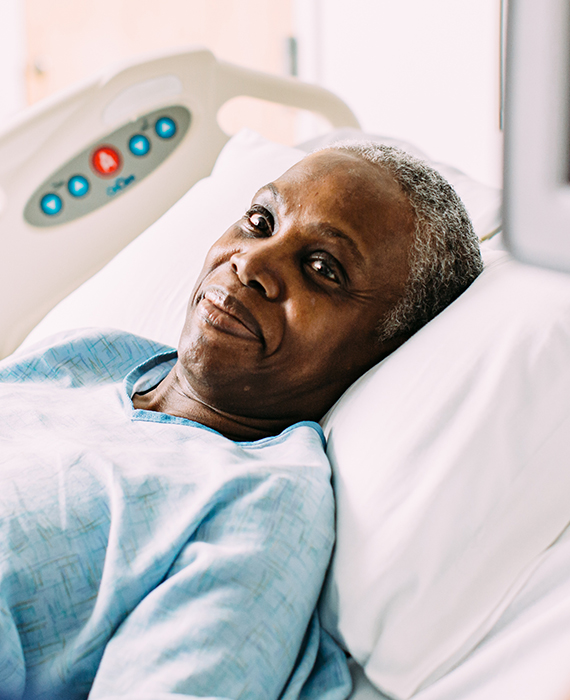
[197,289,264,343]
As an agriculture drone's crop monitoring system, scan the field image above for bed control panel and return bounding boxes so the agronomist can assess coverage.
[24,105,191,228]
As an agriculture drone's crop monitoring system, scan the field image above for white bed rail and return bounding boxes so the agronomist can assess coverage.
[0,47,359,358]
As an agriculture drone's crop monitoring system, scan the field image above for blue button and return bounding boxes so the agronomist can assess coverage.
[155,116,177,139]
[68,175,90,197]
[40,193,63,216]
[129,134,151,156]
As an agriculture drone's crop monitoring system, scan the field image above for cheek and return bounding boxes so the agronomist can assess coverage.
[188,237,238,304]
[280,296,332,356]
[287,293,318,323]
[322,310,383,372]
[196,225,242,275]
[284,299,378,366]
[199,242,229,275]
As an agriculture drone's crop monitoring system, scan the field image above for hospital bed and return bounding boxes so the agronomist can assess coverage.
[1,32,570,700]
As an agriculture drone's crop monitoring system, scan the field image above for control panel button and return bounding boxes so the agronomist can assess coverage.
[155,116,177,139]
[40,193,63,216]
[68,175,90,197]
[92,146,121,176]
[129,134,150,156]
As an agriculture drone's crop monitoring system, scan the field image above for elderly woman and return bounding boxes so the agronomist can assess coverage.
[0,143,481,700]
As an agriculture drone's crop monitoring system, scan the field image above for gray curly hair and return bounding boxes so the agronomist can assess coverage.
[318,141,483,343]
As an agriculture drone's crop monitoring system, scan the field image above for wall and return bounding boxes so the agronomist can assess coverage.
[294,0,503,187]
[4,1,503,182]
[22,0,296,143]
[0,0,26,127]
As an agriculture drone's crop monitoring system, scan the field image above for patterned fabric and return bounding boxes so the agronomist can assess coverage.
[0,329,350,700]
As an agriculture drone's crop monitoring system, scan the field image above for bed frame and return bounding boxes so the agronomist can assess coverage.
[0,47,359,359]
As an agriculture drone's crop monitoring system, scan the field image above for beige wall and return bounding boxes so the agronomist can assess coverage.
[24,0,297,143]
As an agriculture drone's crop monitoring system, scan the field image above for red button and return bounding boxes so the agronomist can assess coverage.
[91,146,121,177]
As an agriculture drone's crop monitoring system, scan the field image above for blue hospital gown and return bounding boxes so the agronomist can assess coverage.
[0,329,351,700]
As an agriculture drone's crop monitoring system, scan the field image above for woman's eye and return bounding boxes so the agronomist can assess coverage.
[246,208,273,235]
[308,256,341,284]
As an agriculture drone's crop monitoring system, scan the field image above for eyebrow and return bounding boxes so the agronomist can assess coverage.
[256,183,366,268]
[261,182,283,203]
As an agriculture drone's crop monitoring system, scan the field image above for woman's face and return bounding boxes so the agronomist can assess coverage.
[178,149,415,423]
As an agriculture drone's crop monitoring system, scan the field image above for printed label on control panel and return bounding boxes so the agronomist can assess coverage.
[107,174,135,197]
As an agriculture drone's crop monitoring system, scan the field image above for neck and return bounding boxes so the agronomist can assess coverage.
[131,364,294,442]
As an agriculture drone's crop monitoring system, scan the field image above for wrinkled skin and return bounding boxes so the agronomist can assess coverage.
[133,149,416,440]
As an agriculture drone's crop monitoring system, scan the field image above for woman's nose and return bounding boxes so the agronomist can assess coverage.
[230,243,284,300]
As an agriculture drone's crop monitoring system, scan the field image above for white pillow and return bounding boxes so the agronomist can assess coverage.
[319,244,570,699]
[22,129,501,349]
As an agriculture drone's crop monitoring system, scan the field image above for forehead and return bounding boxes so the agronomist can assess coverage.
[265,149,415,261]
[279,149,398,190]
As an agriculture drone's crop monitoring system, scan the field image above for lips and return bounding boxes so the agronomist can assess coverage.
[197,287,264,344]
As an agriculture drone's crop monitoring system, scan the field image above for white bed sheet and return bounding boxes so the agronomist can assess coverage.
[348,520,570,700]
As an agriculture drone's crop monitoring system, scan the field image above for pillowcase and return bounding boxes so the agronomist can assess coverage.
[21,128,501,349]
[319,243,570,699]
